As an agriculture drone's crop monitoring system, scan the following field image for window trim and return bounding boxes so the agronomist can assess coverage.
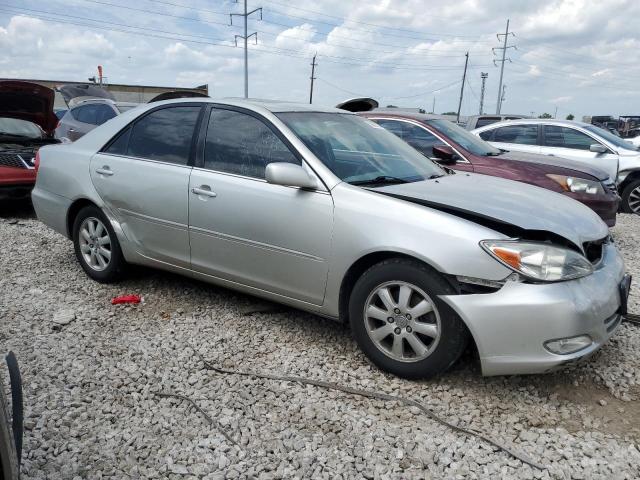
[541,124,612,153]
[100,102,206,167]
[367,116,471,164]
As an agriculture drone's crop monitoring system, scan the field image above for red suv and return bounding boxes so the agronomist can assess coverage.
[360,112,620,226]
[0,81,59,201]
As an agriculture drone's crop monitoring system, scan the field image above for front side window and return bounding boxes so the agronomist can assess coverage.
[543,126,595,150]
[277,112,445,184]
[204,109,299,179]
[492,124,538,145]
[426,119,501,156]
[126,106,201,165]
[373,119,441,157]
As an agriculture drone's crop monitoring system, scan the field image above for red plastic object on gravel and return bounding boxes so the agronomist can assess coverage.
[111,294,142,305]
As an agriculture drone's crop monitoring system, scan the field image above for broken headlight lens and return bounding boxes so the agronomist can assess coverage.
[480,240,593,282]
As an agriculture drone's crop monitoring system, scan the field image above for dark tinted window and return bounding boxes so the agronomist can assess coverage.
[204,109,299,179]
[543,126,594,150]
[493,124,538,145]
[478,129,494,141]
[95,105,117,125]
[375,119,404,137]
[401,123,441,157]
[74,105,99,124]
[104,128,131,155]
[475,117,502,128]
[127,106,200,165]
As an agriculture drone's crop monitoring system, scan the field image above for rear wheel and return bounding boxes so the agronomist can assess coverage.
[621,179,640,214]
[349,258,469,379]
[72,205,126,282]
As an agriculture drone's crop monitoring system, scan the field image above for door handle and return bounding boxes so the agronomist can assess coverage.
[96,166,114,176]
[191,186,217,198]
[68,128,76,133]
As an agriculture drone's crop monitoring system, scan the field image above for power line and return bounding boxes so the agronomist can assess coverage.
[384,79,463,100]
[315,77,368,97]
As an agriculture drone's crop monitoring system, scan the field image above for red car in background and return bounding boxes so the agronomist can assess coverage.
[359,111,620,226]
[0,81,59,201]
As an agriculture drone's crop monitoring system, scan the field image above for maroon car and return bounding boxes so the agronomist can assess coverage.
[360,112,619,226]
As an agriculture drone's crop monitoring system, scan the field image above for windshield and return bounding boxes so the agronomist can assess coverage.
[0,117,43,139]
[427,119,501,156]
[277,112,445,184]
[585,125,637,151]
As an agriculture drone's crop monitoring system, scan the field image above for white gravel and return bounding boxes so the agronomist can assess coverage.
[1,212,639,479]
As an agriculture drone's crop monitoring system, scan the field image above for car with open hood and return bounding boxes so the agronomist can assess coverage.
[32,99,630,378]
[0,80,60,201]
[471,118,640,215]
[55,84,137,142]
[358,111,620,227]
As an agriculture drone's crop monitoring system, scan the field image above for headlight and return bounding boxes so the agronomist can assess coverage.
[546,174,604,195]
[480,240,593,282]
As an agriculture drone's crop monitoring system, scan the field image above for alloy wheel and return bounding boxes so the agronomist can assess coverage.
[363,281,441,362]
[78,217,112,272]
[628,185,640,214]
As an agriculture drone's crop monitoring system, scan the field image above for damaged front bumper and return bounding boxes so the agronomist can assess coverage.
[441,242,627,376]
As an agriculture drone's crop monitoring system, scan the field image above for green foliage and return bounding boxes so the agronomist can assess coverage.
[538,112,553,119]
[566,114,575,120]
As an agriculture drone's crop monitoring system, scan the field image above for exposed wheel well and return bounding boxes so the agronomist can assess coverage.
[66,198,98,238]
[338,251,458,323]
[619,170,640,193]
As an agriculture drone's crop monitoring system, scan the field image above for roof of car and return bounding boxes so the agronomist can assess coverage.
[477,118,592,128]
[220,98,347,114]
[360,111,445,122]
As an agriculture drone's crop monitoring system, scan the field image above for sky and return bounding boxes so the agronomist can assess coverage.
[0,0,639,119]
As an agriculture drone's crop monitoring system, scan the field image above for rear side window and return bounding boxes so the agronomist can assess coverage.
[95,105,117,125]
[543,126,595,150]
[204,109,299,179]
[74,105,99,124]
[123,106,201,165]
[478,129,494,141]
[492,125,538,145]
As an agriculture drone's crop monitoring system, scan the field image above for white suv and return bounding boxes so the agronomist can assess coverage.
[472,119,640,214]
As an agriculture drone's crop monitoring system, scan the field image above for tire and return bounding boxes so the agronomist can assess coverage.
[349,258,469,379]
[72,205,126,283]
[620,179,640,214]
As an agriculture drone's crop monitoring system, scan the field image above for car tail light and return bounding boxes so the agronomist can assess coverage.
[34,150,41,173]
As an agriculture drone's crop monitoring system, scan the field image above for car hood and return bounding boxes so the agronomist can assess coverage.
[0,81,58,136]
[497,150,612,181]
[373,172,608,249]
[57,84,115,107]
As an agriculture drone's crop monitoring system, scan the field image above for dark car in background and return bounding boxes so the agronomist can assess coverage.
[0,80,59,201]
[360,111,620,226]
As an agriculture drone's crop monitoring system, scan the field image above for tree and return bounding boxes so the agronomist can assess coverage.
[441,111,457,115]
[566,114,575,120]
[538,112,553,119]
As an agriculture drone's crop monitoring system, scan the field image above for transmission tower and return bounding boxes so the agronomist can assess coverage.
[230,0,262,98]
[479,72,488,114]
[493,19,516,114]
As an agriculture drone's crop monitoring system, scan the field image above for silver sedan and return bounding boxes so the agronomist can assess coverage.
[32,99,630,378]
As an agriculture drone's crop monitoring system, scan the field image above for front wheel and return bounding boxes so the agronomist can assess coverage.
[349,258,469,379]
[72,205,126,283]
[620,179,640,214]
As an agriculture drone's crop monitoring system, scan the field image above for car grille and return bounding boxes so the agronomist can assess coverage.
[604,312,621,333]
[583,237,607,265]
[0,153,29,169]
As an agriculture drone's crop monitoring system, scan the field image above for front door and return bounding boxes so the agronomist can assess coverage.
[91,104,202,267]
[540,125,619,180]
[188,107,334,305]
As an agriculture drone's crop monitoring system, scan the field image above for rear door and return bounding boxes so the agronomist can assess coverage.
[90,103,203,268]
[188,106,333,304]
[486,124,541,154]
[540,125,619,180]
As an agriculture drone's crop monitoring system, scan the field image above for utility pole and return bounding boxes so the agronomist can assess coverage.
[479,72,488,114]
[309,53,317,104]
[456,52,469,124]
[432,97,436,114]
[230,0,262,98]
[493,19,516,114]
[554,105,558,119]
[501,84,507,106]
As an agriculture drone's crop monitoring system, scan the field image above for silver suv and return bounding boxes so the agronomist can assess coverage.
[472,119,640,214]
[55,98,137,142]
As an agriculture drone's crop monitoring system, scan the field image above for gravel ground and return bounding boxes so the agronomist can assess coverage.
[1,210,639,479]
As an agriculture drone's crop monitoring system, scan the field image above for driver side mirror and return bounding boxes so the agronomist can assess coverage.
[265,163,318,190]
[590,143,607,154]
[432,144,458,165]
